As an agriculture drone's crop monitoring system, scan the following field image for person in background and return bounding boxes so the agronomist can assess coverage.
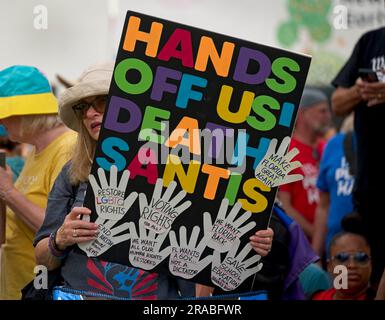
[0,125,24,182]
[313,231,374,300]
[0,65,76,299]
[278,87,331,240]
[331,26,385,288]
[312,113,355,258]
[375,268,385,300]
[34,63,274,300]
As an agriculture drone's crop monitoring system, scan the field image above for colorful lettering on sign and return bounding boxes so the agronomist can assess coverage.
[94,13,305,214]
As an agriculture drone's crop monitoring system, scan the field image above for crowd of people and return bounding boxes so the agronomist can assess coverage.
[0,25,384,300]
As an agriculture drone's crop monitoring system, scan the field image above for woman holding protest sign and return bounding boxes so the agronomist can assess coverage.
[0,65,76,300]
[33,62,274,300]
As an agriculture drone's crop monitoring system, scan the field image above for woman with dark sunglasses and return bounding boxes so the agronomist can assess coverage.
[313,231,375,300]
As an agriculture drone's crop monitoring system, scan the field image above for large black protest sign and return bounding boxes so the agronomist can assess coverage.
[81,11,311,292]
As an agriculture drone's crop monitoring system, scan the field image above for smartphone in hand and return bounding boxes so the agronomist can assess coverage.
[358,68,379,82]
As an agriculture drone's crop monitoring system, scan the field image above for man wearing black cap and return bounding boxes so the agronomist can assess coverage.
[278,88,331,240]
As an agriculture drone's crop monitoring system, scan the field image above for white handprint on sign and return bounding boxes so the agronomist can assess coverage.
[89,165,138,221]
[78,218,130,257]
[204,198,256,253]
[211,239,263,291]
[168,226,212,279]
[128,222,171,270]
[139,179,191,234]
[254,136,303,188]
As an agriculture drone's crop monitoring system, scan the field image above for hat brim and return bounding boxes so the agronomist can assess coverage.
[0,92,58,119]
[56,74,76,88]
[59,79,110,132]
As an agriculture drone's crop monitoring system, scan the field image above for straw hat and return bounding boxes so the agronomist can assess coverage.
[0,65,58,119]
[59,62,114,132]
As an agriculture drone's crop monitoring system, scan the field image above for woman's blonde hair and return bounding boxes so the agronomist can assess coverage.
[68,119,96,185]
[20,114,63,136]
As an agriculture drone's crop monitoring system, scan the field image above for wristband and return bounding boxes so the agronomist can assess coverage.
[48,231,68,259]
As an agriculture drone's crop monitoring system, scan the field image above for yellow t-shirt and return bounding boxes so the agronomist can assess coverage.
[0,130,77,300]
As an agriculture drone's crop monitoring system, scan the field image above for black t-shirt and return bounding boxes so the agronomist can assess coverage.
[332,27,385,196]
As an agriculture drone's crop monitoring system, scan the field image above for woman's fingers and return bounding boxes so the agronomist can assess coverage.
[249,227,273,257]
[57,226,98,248]
[63,221,99,239]
[69,219,98,230]
[69,228,99,238]
[250,237,271,256]
[57,212,99,249]
[254,227,274,237]
[62,207,98,236]
[73,236,99,243]
[249,235,272,245]
[68,207,92,220]
[252,247,270,257]
[250,241,271,251]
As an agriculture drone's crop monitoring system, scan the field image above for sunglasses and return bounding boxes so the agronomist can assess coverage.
[331,252,371,266]
[72,96,107,119]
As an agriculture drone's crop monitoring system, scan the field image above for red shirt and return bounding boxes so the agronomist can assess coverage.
[279,137,325,224]
[312,288,366,300]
